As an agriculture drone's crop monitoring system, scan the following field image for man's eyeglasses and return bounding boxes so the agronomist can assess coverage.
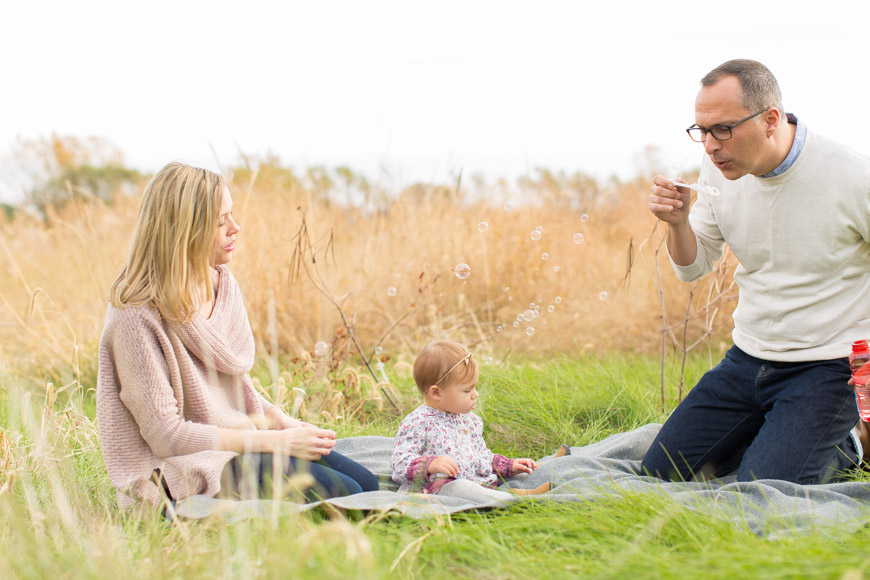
[686,108,769,143]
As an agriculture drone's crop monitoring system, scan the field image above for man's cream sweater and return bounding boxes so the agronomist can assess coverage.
[673,130,870,361]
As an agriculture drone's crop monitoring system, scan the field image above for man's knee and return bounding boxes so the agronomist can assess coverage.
[640,445,691,481]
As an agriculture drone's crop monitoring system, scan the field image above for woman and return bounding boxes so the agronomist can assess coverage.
[97,162,377,509]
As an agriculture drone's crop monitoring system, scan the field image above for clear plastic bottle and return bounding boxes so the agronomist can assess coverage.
[850,340,870,420]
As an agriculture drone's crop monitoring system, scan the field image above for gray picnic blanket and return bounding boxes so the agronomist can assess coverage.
[174,424,870,537]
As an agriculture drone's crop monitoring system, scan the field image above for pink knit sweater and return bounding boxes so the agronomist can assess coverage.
[97,265,273,508]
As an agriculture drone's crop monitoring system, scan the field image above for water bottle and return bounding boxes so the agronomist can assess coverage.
[850,340,870,420]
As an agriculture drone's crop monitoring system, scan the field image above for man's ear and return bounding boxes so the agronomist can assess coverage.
[764,107,781,137]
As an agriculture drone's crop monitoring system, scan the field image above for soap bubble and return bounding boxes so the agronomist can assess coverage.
[529,302,536,308]
[530,230,542,241]
[599,291,608,301]
[555,296,562,304]
[553,266,560,272]
[526,327,535,336]
[387,286,397,297]
[484,356,493,365]
[454,263,471,280]
[517,313,524,321]
[535,226,543,232]
[541,252,549,261]
[478,221,489,232]
[523,309,535,321]
[376,361,385,371]
[314,341,329,357]
[497,325,503,332]
[573,233,585,244]
[512,321,519,328]
[504,201,516,212]
[537,297,543,303]
[580,214,589,223]
[547,305,555,313]
[374,346,383,355]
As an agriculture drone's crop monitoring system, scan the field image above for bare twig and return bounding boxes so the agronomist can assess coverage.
[288,211,400,411]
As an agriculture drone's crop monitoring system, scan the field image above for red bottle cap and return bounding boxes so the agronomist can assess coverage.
[853,340,869,354]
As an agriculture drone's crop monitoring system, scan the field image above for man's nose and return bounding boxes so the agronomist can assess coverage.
[704,133,722,155]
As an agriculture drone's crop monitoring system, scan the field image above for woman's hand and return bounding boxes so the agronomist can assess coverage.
[264,427,336,460]
[218,426,335,460]
[511,458,538,475]
[427,455,459,477]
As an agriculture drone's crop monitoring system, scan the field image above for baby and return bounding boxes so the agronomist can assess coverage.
[390,340,559,501]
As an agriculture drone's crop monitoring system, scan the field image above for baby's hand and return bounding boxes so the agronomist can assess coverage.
[511,458,537,475]
[428,455,459,477]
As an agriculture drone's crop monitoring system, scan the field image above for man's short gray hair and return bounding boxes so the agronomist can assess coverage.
[701,59,784,114]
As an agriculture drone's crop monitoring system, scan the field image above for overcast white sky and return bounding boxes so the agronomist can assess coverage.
[2,0,870,202]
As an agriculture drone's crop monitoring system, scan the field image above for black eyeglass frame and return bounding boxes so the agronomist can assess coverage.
[685,108,769,143]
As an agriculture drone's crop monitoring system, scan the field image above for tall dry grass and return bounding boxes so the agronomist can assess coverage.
[0,169,735,392]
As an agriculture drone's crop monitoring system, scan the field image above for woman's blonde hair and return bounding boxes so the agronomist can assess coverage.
[109,162,227,323]
[413,340,478,394]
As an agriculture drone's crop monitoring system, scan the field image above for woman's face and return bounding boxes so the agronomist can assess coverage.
[210,187,240,267]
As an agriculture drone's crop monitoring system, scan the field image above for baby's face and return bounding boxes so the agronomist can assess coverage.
[436,377,479,414]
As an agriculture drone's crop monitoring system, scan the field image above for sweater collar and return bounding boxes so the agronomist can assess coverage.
[169,265,255,375]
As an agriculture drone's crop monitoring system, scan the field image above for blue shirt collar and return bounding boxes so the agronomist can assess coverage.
[761,113,806,178]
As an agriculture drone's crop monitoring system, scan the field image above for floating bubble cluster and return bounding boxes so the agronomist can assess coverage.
[454,263,471,280]
[314,341,329,357]
[387,286,397,297]
[573,233,585,245]
[478,221,489,232]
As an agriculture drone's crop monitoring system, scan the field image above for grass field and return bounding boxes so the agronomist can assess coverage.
[5,353,870,580]
[6,157,865,579]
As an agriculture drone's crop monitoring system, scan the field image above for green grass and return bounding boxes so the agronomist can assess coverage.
[4,351,870,579]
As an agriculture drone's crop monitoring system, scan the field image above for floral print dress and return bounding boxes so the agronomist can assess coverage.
[390,404,514,494]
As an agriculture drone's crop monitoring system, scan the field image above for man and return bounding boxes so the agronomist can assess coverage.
[643,59,870,484]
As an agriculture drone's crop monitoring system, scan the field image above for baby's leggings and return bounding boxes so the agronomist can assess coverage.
[436,479,516,503]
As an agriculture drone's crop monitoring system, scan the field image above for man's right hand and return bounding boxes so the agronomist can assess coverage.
[648,175,699,266]
[648,175,693,226]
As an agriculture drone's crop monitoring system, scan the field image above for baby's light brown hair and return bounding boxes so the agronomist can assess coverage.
[413,340,478,395]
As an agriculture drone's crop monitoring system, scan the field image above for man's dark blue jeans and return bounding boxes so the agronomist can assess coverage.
[640,345,860,484]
